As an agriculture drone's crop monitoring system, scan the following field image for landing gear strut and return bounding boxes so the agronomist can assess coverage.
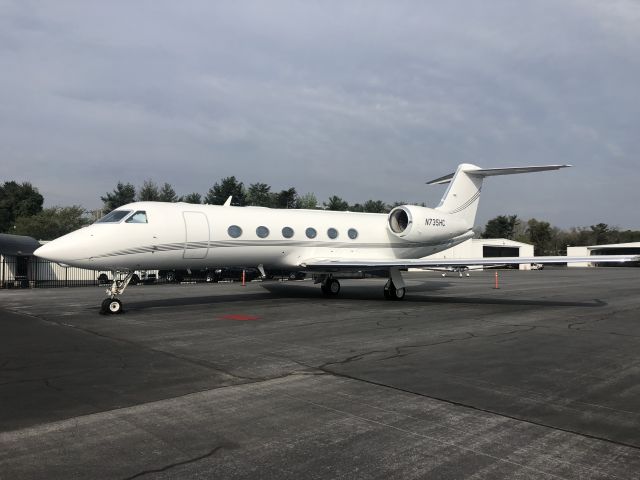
[384,268,407,300]
[384,279,406,300]
[100,271,135,314]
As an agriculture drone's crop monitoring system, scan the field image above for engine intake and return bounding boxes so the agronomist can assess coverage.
[389,208,410,234]
[387,205,468,242]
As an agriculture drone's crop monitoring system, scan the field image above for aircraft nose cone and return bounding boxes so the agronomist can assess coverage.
[34,230,88,264]
[34,240,70,262]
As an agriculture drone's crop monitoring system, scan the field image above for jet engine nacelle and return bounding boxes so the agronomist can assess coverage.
[387,205,468,242]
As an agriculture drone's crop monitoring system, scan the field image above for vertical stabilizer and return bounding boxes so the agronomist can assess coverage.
[427,163,570,228]
[431,164,483,228]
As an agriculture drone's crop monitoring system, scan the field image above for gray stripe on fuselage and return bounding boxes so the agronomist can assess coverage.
[91,239,447,259]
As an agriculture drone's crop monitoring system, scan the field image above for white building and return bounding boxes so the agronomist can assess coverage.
[425,238,535,270]
[567,242,640,267]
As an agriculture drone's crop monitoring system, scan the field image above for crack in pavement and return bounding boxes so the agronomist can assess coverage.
[121,444,237,480]
[379,337,470,361]
[376,326,537,362]
[318,350,388,370]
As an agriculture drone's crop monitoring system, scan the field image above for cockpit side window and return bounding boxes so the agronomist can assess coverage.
[95,210,132,223]
[126,211,148,224]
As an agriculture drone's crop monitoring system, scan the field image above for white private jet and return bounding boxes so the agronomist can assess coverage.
[35,164,637,314]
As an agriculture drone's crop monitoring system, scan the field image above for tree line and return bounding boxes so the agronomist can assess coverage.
[482,214,640,255]
[99,177,394,213]
[2,179,639,251]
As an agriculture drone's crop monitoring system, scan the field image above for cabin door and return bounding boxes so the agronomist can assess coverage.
[183,212,210,259]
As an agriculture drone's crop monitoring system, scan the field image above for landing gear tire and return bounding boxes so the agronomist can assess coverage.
[100,298,110,313]
[384,280,406,301]
[321,278,340,296]
[101,298,123,314]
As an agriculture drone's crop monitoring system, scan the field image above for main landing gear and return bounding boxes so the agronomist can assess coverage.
[100,271,135,314]
[318,268,407,300]
[384,279,406,300]
[320,277,341,296]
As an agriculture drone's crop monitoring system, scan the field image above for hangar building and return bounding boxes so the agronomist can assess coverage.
[0,233,41,288]
[427,238,535,270]
[567,242,640,267]
[0,233,104,288]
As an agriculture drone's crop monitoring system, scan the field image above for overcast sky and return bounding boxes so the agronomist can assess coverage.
[1,1,638,228]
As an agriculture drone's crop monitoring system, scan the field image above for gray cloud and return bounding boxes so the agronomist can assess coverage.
[1,0,638,228]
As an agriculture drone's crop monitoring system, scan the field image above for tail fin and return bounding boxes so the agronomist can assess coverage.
[428,164,571,228]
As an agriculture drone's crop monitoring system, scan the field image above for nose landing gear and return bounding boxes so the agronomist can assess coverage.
[100,271,135,314]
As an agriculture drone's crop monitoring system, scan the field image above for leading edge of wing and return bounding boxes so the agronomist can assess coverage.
[299,255,639,270]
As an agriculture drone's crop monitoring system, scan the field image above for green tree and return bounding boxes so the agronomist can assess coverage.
[181,192,202,204]
[525,218,553,255]
[205,176,246,205]
[138,180,160,201]
[590,223,612,245]
[363,200,388,213]
[482,215,520,239]
[13,206,90,240]
[275,188,298,209]
[246,182,274,207]
[158,182,178,202]
[0,181,44,232]
[619,229,640,243]
[101,182,136,213]
[296,192,318,209]
[324,195,349,211]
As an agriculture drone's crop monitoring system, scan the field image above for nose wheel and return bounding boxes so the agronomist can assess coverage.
[100,271,134,314]
[101,298,123,314]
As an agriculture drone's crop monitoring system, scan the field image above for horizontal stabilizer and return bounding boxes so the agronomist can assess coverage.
[427,165,571,185]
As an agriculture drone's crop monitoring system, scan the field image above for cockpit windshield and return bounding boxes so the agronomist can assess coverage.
[95,210,132,224]
[125,211,148,223]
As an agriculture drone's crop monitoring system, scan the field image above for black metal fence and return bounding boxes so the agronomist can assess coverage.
[0,256,105,288]
[0,256,302,289]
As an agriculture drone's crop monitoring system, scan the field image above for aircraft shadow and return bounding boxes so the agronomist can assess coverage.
[259,282,606,308]
[123,292,275,311]
[407,296,607,308]
[122,282,606,311]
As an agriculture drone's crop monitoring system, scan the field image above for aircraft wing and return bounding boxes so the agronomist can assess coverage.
[299,255,639,271]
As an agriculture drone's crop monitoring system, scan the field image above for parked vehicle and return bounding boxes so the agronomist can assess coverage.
[98,270,157,285]
[158,267,262,283]
[264,269,306,281]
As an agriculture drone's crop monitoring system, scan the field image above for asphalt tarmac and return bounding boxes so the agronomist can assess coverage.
[1,268,639,479]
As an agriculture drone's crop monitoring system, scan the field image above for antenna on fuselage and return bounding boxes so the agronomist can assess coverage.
[223,196,232,207]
